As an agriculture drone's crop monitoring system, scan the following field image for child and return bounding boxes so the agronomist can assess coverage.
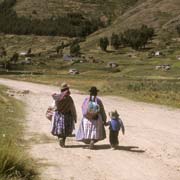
[106,110,125,149]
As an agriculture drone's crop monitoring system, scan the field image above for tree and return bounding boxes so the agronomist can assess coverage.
[1,56,10,69]
[121,25,155,50]
[70,42,80,56]
[10,52,19,63]
[27,48,32,55]
[0,47,7,57]
[99,37,109,51]
[176,25,180,36]
[111,33,120,49]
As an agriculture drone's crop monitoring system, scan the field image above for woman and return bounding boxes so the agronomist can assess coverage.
[51,83,77,147]
[76,86,107,149]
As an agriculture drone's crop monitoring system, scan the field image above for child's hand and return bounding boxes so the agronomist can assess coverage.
[104,121,109,126]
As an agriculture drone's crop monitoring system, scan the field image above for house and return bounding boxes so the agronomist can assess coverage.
[107,62,119,68]
[155,64,171,71]
[155,51,163,56]
[63,54,73,61]
[176,56,180,60]
[19,52,27,56]
[69,69,79,75]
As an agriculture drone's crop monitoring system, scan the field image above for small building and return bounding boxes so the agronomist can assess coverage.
[25,57,32,62]
[69,69,79,75]
[63,54,73,61]
[176,56,180,60]
[155,51,163,56]
[107,62,119,68]
[155,64,171,71]
[19,52,27,56]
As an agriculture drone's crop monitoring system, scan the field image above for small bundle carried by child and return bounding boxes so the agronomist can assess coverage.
[85,96,100,120]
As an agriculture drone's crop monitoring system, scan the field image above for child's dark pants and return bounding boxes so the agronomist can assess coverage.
[109,130,119,146]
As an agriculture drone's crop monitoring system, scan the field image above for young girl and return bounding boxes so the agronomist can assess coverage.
[106,110,125,149]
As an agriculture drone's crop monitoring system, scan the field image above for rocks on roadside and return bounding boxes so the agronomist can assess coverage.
[7,89,30,97]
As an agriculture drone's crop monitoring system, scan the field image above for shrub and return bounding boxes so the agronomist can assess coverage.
[99,37,109,51]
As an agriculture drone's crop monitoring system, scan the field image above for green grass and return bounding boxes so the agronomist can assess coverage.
[1,32,180,109]
[0,86,38,180]
[2,68,180,109]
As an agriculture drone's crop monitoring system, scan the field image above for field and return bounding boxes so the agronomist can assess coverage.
[1,34,180,108]
[0,85,38,180]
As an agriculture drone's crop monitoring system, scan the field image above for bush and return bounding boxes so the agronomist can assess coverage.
[99,37,109,51]
[176,25,180,36]
[70,42,80,56]
[111,33,120,49]
[110,25,155,50]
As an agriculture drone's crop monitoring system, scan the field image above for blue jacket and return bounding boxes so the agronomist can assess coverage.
[109,118,125,133]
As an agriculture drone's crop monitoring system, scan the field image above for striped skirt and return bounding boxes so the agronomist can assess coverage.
[51,111,75,137]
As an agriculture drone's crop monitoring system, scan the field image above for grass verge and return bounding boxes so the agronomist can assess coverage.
[2,74,180,108]
[0,85,38,180]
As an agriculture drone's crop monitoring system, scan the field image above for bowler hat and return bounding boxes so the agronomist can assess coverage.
[109,110,119,119]
[89,86,99,93]
[61,82,69,91]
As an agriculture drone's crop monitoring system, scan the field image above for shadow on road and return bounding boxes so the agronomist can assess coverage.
[65,144,145,153]
[65,144,88,148]
[115,146,146,153]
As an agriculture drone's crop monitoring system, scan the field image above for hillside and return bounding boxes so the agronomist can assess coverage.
[79,0,180,50]
[13,0,180,32]
[14,0,138,20]
[0,0,179,39]
[111,0,180,32]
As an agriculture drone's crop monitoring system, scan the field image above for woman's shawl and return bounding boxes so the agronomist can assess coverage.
[82,96,107,123]
[52,90,77,122]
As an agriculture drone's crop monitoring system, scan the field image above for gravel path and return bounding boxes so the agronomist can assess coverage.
[0,78,180,180]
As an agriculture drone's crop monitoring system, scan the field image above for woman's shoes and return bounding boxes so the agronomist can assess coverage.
[111,144,118,150]
[59,139,65,147]
[89,140,95,149]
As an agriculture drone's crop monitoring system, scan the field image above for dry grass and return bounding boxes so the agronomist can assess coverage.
[0,85,38,180]
[0,34,71,56]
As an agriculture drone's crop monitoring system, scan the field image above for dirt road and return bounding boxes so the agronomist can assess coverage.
[0,78,180,180]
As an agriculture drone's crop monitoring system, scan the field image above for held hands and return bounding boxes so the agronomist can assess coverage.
[104,121,110,126]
